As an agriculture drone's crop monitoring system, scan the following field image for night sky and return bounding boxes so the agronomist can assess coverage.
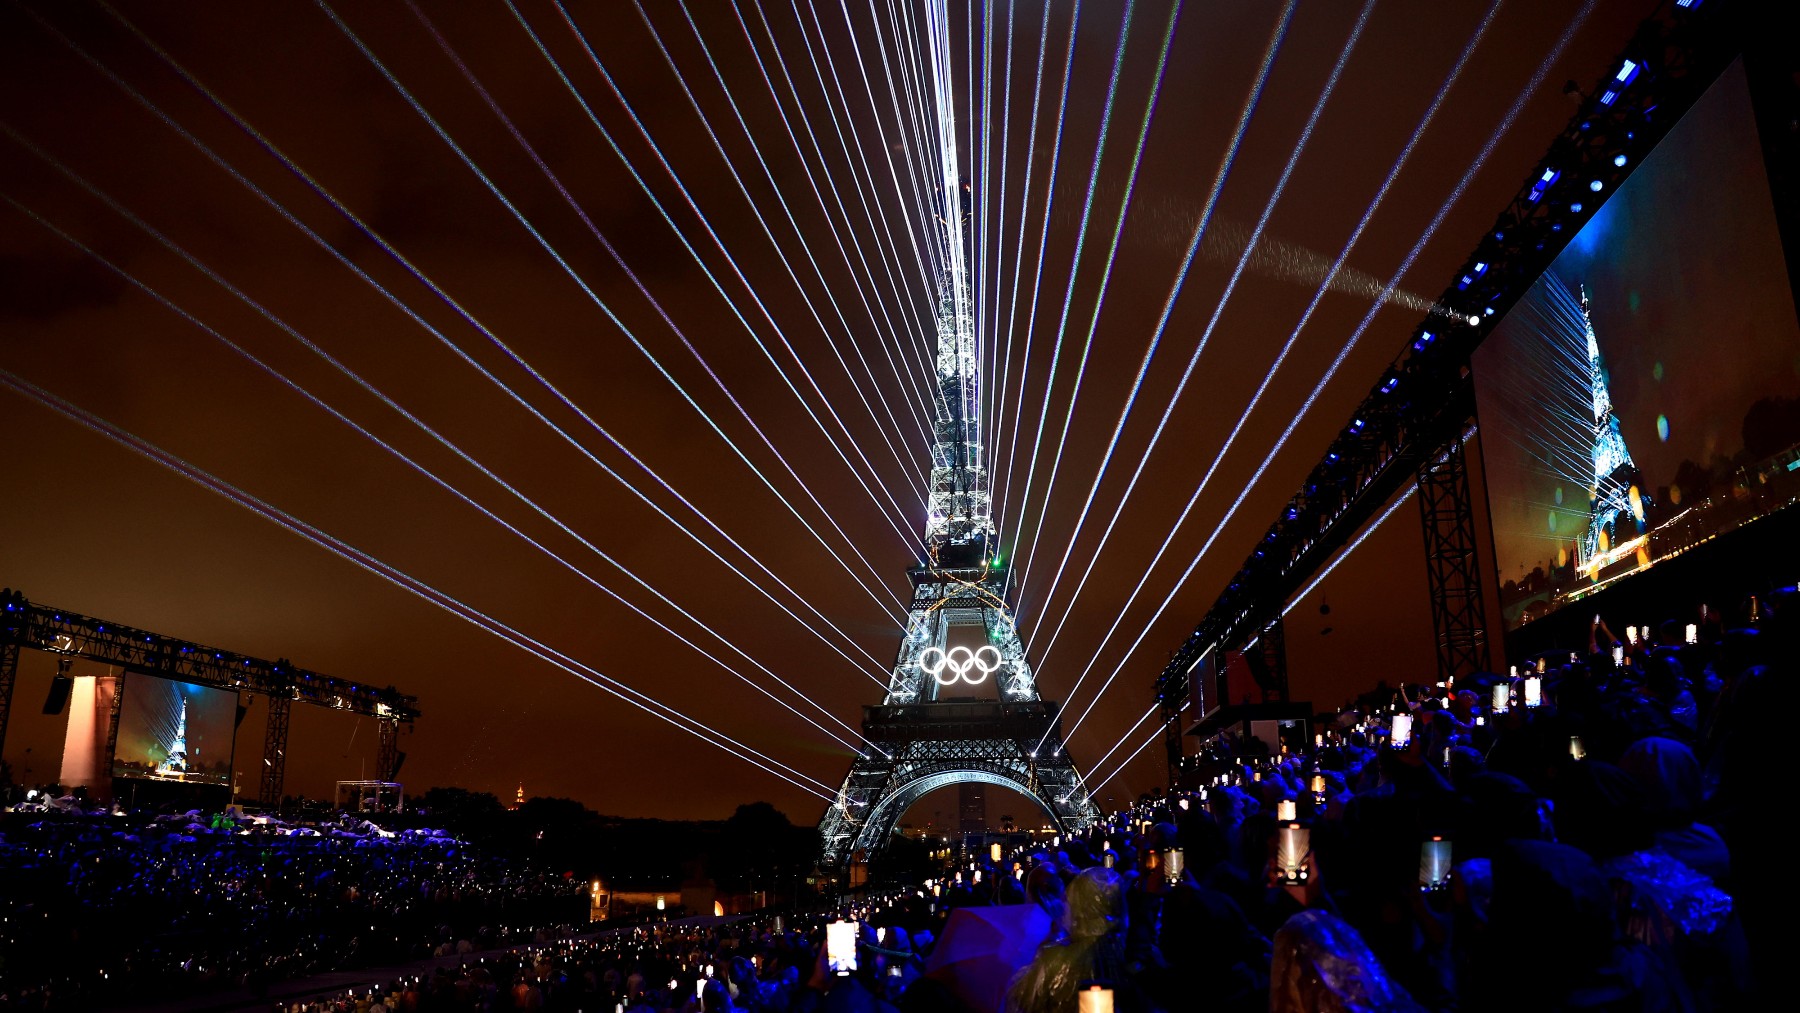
[1,0,1662,821]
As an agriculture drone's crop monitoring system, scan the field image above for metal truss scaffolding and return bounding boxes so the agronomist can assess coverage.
[0,586,417,803]
[1417,427,1491,681]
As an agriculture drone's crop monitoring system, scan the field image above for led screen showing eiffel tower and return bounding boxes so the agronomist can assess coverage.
[1473,59,1800,630]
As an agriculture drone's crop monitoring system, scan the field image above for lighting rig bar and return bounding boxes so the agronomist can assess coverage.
[1155,0,1742,715]
[0,587,419,724]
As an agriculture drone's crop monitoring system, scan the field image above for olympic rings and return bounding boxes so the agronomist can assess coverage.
[918,645,1003,686]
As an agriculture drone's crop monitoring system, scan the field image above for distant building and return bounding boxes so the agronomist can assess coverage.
[513,783,524,810]
[958,782,984,834]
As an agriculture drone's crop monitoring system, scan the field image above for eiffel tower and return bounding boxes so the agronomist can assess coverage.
[1577,284,1648,571]
[817,43,1099,868]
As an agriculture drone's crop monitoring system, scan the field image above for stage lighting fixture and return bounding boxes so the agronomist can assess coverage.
[1527,168,1560,201]
[1570,202,1584,213]
[1613,154,1628,167]
[1589,179,1605,191]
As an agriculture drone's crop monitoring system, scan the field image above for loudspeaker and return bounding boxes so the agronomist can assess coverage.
[42,676,73,715]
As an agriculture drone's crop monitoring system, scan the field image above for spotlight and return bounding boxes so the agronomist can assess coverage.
[1571,202,1584,213]
[1613,154,1628,167]
[1527,168,1560,202]
[1589,179,1604,192]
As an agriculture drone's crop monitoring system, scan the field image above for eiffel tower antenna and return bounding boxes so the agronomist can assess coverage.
[818,1,1098,869]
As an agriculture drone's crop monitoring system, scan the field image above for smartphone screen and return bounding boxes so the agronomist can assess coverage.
[1078,985,1115,1013]
[1163,847,1184,884]
[826,920,858,976]
[1420,837,1452,890]
[1103,851,1114,869]
[1611,644,1624,666]
[697,979,706,998]
[1570,735,1586,761]
[1391,712,1413,748]
[1277,824,1310,883]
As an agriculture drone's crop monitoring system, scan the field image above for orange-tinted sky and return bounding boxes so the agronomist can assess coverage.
[2,0,1670,820]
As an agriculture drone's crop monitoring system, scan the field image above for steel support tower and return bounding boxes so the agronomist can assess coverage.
[1417,428,1492,680]
[818,12,1098,866]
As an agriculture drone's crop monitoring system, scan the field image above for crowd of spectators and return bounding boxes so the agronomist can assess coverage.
[2,592,1787,1012]
[258,596,1777,1013]
[0,806,584,1009]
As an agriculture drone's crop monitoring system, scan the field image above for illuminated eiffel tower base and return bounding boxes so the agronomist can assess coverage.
[816,553,1100,869]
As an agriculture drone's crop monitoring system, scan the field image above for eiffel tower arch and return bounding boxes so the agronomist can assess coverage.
[817,557,1101,868]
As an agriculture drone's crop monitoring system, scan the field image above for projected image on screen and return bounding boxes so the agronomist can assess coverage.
[111,675,236,786]
[1475,59,1800,630]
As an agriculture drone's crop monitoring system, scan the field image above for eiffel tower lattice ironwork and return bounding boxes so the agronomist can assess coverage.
[816,3,1099,869]
[1577,284,1649,575]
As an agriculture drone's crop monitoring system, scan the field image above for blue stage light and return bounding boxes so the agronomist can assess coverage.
[1590,179,1605,191]
[1571,202,1584,212]
[1613,153,1628,167]
[1528,168,1560,201]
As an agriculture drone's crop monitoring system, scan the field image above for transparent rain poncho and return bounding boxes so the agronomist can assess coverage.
[1005,867,1128,1013]
[1270,910,1425,1013]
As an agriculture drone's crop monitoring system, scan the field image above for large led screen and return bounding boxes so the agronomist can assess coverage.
[110,674,237,786]
[1475,59,1800,631]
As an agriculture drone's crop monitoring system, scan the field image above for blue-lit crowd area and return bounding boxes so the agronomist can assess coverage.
[0,806,585,1010]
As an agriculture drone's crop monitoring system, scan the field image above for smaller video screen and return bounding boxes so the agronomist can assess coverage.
[110,674,236,786]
